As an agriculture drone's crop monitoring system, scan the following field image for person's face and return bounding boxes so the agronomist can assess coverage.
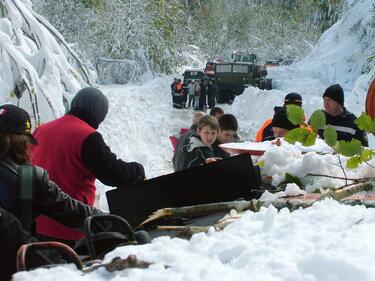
[273,127,289,138]
[218,129,235,144]
[214,112,224,120]
[198,126,218,146]
[323,97,343,116]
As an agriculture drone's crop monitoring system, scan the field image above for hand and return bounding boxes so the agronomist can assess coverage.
[271,138,282,146]
[205,157,222,164]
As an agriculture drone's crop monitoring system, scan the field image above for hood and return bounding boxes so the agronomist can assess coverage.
[184,135,210,153]
[69,87,109,129]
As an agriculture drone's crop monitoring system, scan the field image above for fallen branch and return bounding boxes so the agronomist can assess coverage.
[137,200,253,228]
[83,255,156,273]
[306,173,372,182]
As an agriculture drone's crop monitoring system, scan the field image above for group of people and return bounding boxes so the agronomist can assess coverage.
[172,107,240,171]
[170,78,219,110]
[0,82,370,279]
[256,84,368,146]
[0,87,145,280]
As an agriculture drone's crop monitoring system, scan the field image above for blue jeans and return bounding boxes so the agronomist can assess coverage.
[194,96,200,110]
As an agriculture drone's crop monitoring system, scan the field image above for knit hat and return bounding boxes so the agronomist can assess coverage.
[323,84,344,106]
[70,87,109,128]
[271,109,299,131]
[0,104,37,144]
[284,92,302,106]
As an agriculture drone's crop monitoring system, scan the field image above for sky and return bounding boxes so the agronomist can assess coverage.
[5,0,375,280]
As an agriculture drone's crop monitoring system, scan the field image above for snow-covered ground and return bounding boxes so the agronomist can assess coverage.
[10,0,375,280]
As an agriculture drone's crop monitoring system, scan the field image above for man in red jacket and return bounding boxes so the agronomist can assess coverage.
[31,87,145,244]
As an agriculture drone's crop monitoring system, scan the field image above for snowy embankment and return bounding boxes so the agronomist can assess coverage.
[14,200,375,281]
[8,0,375,280]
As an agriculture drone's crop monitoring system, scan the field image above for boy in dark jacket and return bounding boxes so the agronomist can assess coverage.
[182,115,219,169]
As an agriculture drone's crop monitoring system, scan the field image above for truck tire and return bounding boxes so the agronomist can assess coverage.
[265,79,272,90]
[235,87,245,96]
[259,80,266,90]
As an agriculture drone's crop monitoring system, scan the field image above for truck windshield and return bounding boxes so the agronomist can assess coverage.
[184,71,203,80]
[233,65,249,73]
[216,65,232,73]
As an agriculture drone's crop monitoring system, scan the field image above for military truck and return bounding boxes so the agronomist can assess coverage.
[182,68,205,84]
[204,51,272,103]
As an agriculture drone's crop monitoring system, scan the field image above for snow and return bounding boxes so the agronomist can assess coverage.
[7,0,375,280]
[14,200,375,281]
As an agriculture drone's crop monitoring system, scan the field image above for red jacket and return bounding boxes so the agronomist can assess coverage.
[31,115,96,240]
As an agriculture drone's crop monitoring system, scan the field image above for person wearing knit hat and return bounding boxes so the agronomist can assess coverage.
[271,109,299,138]
[31,87,146,244]
[255,92,303,142]
[284,92,303,106]
[311,83,368,146]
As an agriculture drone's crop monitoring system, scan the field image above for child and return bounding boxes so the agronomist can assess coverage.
[182,115,220,169]
[212,114,238,159]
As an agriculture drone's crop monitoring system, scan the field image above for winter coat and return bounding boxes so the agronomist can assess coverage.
[172,126,196,172]
[176,82,182,93]
[31,88,145,240]
[255,118,274,142]
[0,206,37,281]
[194,82,201,97]
[212,140,230,159]
[0,159,100,237]
[315,109,368,146]
[188,83,195,96]
[182,135,215,169]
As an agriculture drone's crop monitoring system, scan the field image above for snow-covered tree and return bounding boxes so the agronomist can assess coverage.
[0,0,90,124]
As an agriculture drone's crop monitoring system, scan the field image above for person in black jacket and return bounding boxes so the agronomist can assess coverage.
[30,87,145,243]
[0,206,37,280]
[172,111,205,172]
[0,105,101,244]
[314,84,368,146]
[182,115,220,169]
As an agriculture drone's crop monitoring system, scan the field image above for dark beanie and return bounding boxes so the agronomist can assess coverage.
[284,92,302,106]
[323,84,344,106]
[70,87,109,127]
[271,109,299,131]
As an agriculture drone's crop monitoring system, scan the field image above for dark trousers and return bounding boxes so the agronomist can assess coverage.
[188,95,195,107]
[199,93,206,110]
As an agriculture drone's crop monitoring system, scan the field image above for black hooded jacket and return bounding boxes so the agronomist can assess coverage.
[68,108,145,187]
[0,206,37,280]
[0,159,101,234]
[69,87,145,186]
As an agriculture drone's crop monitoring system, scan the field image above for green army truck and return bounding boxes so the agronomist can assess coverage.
[204,51,272,104]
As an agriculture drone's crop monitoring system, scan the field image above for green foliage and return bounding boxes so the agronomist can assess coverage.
[0,2,5,17]
[323,125,337,146]
[346,156,362,169]
[284,127,310,144]
[278,172,304,188]
[309,110,326,131]
[286,104,304,125]
[304,131,317,146]
[283,108,375,171]
[9,90,16,98]
[337,139,362,157]
[355,112,375,133]
[80,0,103,9]
[361,149,375,161]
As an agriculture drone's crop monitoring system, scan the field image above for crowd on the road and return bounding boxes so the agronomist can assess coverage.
[0,80,370,280]
[170,78,220,110]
